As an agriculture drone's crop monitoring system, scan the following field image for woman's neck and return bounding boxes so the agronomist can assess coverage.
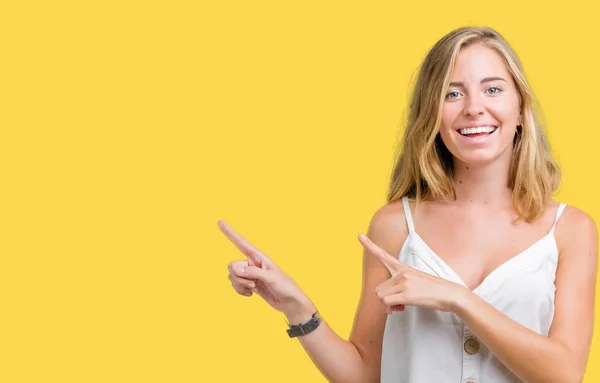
[449,158,512,207]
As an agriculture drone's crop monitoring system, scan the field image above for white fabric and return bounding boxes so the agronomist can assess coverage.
[380,196,567,383]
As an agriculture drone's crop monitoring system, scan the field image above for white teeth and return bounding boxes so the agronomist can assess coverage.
[459,125,497,136]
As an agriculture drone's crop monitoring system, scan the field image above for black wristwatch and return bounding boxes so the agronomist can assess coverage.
[286,311,322,338]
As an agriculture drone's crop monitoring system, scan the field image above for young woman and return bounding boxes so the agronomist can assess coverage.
[219,26,598,383]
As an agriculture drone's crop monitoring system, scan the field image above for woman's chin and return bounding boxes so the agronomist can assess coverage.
[455,151,502,167]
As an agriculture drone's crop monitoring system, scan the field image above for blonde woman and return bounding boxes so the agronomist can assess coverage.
[219,27,598,383]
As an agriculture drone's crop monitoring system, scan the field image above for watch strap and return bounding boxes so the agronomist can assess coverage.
[286,311,321,338]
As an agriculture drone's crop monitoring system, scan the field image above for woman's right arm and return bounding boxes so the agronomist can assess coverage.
[220,201,407,383]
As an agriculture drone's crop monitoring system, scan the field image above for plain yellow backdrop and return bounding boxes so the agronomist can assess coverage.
[1,0,599,382]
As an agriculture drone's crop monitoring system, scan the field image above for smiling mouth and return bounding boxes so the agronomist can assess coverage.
[458,125,498,138]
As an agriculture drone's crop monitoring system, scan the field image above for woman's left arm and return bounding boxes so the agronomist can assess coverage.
[453,207,598,383]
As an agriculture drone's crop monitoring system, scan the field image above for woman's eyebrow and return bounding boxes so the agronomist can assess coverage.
[449,76,508,87]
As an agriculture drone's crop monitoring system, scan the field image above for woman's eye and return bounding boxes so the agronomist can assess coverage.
[446,91,460,99]
[487,87,501,94]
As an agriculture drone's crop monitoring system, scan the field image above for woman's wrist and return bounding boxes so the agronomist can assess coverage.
[283,298,317,325]
[450,285,473,315]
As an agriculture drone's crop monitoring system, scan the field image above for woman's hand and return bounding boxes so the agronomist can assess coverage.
[219,220,315,322]
[358,233,468,314]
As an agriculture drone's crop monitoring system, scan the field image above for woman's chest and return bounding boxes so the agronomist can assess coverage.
[409,207,557,292]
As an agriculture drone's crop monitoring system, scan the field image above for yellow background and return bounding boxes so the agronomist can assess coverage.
[1,0,599,382]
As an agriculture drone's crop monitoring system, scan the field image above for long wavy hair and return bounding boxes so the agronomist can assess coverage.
[387,26,560,222]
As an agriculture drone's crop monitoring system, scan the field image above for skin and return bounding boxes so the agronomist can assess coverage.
[220,43,598,383]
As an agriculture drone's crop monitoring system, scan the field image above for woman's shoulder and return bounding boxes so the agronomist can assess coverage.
[366,199,410,254]
[554,201,598,252]
[552,199,595,227]
[371,198,406,226]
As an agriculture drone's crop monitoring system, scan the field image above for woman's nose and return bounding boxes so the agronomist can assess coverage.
[463,95,485,116]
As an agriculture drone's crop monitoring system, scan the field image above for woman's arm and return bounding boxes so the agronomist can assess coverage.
[222,201,408,383]
[452,206,598,383]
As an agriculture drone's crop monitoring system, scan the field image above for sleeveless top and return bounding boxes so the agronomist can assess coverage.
[380,196,567,383]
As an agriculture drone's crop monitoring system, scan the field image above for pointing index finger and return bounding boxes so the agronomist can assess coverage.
[358,233,404,274]
[218,220,268,266]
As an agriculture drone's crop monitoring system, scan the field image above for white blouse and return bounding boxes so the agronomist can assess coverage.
[380,196,567,383]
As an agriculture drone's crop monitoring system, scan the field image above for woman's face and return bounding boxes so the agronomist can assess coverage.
[439,43,521,167]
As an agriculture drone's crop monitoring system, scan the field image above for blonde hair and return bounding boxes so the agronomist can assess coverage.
[388,26,560,222]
